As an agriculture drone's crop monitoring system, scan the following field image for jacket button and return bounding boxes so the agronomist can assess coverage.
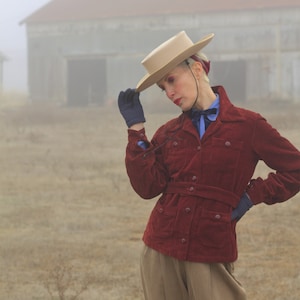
[225,141,231,147]
[197,146,201,150]
[181,238,187,244]
[189,186,194,191]
[215,214,221,219]
[192,175,197,181]
[158,208,164,213]
[185,207,191,213]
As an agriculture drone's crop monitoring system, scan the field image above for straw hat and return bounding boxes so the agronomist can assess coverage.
[136,31,214,92]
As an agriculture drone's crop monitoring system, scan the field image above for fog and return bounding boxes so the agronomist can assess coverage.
[0,0,49,91]
[0,0,299,105]
[0,2,299,299]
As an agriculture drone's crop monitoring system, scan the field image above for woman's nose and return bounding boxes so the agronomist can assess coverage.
[165,86,174,99]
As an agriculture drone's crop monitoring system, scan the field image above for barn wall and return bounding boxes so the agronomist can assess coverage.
[26,7,300,104]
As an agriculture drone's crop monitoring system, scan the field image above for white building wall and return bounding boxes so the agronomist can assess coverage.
[26,7,300,103]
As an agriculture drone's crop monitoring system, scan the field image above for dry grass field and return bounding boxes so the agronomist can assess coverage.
[0,98,299,299]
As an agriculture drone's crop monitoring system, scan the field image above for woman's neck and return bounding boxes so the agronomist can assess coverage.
[194,86,216,110]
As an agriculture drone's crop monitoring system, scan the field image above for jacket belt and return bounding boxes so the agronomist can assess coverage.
[165,182,240,207]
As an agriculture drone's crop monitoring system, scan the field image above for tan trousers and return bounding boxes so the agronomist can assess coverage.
[140,245,246,300]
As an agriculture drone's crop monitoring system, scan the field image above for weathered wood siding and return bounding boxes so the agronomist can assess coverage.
[26,7,300,104]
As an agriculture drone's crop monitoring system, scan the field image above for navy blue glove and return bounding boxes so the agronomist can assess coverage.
[118,88,146,128]
[231,193,253,221]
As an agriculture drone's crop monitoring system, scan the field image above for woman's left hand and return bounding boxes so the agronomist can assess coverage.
[231,193,253,221]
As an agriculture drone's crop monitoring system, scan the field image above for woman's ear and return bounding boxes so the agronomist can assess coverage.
[191,61,204,79]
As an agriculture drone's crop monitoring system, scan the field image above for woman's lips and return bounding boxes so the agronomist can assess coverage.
[174,98,181,106]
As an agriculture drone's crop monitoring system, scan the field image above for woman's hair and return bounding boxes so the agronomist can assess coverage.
[186,52,210,83]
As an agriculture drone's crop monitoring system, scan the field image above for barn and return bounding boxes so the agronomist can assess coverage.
[21,0,300,106]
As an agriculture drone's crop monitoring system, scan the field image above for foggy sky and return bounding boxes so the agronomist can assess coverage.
[0,0,50,91]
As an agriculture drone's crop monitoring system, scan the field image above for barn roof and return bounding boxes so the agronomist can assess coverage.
[21,0,300,24]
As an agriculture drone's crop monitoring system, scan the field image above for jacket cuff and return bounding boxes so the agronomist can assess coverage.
[127,128,149,151]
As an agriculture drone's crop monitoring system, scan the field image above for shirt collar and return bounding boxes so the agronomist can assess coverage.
[206,93,220,121]
[189,93,220,121]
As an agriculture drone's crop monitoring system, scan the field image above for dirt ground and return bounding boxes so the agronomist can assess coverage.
[0,101,299,299]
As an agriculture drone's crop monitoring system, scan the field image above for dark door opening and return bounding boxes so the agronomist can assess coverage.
[211,60,246,102]
[67,58,106,106]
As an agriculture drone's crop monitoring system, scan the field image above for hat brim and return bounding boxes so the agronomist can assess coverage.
[136,33,214,92]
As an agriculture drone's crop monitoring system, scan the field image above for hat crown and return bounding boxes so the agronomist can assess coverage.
[136,31,214,92]
[142,31,193,74]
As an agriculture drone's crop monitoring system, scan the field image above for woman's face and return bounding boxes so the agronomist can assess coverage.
[157,62,199,111]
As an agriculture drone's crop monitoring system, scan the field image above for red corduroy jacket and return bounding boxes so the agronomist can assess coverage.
[125,86,300,263]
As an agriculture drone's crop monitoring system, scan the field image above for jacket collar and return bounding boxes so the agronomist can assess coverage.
[212,86,246,123]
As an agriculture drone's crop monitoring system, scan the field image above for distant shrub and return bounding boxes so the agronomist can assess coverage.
[40,255,95,300]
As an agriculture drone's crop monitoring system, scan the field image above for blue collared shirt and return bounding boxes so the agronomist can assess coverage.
[193,93,220,138]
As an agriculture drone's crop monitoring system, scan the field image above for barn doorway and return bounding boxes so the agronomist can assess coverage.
[67,58,107,106]
[210,60,246,102]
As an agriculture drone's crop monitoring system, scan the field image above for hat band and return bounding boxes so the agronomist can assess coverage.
[190,55,210,75]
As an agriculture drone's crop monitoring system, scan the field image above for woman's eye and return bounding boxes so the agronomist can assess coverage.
[167,76,175,84]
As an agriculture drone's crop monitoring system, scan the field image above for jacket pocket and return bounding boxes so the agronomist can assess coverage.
[207,137,243,169]
[146,202,176,238]
[202,137,244,189]
[194,207,232,249]
[162,138,199,175]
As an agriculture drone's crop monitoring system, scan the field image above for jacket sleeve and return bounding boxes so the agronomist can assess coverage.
[246,117,300,205]
[125,128,169,199]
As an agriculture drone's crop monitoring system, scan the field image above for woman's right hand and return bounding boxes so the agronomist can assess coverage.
[118,88,146,128]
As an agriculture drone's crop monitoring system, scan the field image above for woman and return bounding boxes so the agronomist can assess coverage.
[118,31,300,300]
